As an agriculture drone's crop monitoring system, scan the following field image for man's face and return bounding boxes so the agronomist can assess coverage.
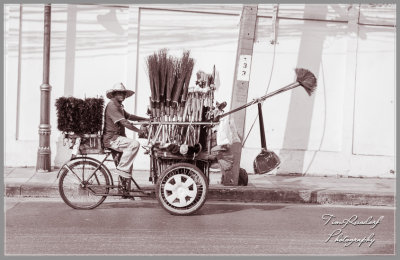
[113,91,126,102]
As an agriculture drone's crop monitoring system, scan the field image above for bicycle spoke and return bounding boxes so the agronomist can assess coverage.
[65,165,83,183]
[82,160,85,181]
[90,172,101,185]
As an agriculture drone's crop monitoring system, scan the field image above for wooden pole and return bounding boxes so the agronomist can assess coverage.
[36,4,52,172]
[222,5,258,185]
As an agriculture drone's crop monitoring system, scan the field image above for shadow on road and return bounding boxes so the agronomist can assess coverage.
[99,200,287,216]
[196,203,286,216]
[100,200,158,209]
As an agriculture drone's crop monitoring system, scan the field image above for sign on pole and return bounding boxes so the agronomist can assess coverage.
[237,55,252,82]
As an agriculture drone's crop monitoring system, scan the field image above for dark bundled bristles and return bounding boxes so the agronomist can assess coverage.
[295,68,317,96]
[165,57,176,106]
[146,55,157,102]
[82,97,104,134]
[182,58,195,101]
[172,50,192,103]
[146,49,195,112]
[55,96,104,134]
[152,53,160,103]
[158,49,168,100]
[55,97,72,133]
[172,58,182,103]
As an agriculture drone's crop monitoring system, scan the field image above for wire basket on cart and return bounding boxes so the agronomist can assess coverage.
[64,132,104,155]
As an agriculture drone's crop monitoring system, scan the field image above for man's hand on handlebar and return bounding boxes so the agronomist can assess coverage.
[129,117,152,126]
[142,118,152,127]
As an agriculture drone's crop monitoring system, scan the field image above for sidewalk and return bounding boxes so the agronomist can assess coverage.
[3,167,396,206]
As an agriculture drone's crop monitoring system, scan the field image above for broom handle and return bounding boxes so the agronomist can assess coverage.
[219,82,300,119]
[258,102,267,150]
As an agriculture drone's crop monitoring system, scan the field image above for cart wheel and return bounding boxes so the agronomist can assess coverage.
[59,159,110,210]
[156,163,208,215]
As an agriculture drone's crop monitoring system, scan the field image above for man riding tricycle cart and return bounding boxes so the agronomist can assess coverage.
[56,50,316,216]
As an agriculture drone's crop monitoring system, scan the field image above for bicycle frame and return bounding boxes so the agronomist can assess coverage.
[58,152,151,198]
[57,153,113,184]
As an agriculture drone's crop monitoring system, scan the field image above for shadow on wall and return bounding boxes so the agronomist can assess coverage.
[275,4,394,175]
[7,4,393,58]
[256,5,372,46]
[7,5,241,58]
[279,5,326,175]
[97,8,125,35]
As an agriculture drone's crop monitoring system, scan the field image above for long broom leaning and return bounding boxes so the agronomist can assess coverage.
[153,53,161,122]
[219,67,317,174]
[171,51,190,122]
[180,57,194,121]
[158,49,168,145]
[218,68,317,119]
[146,55,156,119]
[172,52,190,144]
[146,55,159,139]
[165,57,176,142]
[170,58,183,122]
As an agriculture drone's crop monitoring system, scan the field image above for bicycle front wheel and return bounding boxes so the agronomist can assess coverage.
[58,159,110,209]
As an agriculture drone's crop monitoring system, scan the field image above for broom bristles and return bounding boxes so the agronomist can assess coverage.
[158,49,168,99]
[182,58,194,101]
[153,53,160,103]
[295,68,317,96]
[165,57,176,104]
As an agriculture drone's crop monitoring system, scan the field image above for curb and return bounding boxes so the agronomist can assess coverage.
[4,183,395,207]
[207,187,395,206]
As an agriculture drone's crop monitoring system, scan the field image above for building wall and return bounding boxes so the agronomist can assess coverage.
[5,4,131,167]
[4,4,396,178]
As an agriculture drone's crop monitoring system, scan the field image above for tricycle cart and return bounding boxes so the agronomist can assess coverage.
[57,121,218,216]
[57,67,316,216]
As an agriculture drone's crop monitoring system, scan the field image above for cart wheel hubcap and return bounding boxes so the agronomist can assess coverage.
[163,174,197,207]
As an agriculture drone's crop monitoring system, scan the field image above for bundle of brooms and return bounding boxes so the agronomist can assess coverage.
[146,49,212,155]
[55,96,104,135]
[55,96,105,152]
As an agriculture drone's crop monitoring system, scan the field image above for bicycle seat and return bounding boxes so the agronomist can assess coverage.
[101,137,117,154]
[104,148,115,154]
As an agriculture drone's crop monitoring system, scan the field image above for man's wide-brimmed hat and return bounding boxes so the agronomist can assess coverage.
[106,82,135,99]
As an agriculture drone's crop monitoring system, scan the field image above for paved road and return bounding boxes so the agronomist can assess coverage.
[5,197,395,255]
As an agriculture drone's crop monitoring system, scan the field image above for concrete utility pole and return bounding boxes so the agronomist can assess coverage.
[36,4,52,172]
[222,4,258,185]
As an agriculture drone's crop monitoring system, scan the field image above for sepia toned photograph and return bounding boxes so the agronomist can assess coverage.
[3,2,396,256]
